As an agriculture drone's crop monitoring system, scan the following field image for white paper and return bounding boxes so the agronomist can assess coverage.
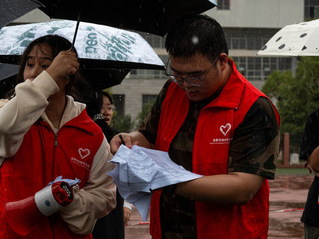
[107,145,203,221]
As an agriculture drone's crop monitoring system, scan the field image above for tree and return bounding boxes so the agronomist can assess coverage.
[262,56,319,149]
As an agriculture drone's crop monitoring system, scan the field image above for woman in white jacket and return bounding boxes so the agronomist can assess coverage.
[0,35,116,239]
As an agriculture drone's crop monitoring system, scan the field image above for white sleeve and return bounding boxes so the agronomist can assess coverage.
[0,71,58,161]
[59,137,117,235]
[124,200,133,210]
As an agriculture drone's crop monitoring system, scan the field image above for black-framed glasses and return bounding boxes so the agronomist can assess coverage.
[165,56,219,87]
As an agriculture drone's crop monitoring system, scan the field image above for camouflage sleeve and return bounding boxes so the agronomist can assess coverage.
[138,80,171,145]
[228,97,280,179]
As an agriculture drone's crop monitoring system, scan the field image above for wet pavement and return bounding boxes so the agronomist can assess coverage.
[125,174,314,239]
[268,174,313,239]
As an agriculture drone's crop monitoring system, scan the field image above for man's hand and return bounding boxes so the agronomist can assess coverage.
[110,133,138,154]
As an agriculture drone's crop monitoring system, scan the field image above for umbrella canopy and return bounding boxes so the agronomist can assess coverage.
[0,20,164,90]
[0,64,129,98]
[0,0,41,29]
[0,20,164,70]
[257,19,319,57]
[37,0,217,37]
[0,63,19,81]
[82,68,130,90]
[0,63,19,98]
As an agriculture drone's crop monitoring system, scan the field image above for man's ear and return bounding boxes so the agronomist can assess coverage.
[219,53,228,65]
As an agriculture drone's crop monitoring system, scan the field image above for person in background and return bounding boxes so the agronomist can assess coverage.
[0,35,116,239]
[90,91,132,239]
[299,109,319,239]
[110,14,280,239]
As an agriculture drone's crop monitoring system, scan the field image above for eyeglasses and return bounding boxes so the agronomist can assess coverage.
[101,104,115,112]
[165,56,219,87]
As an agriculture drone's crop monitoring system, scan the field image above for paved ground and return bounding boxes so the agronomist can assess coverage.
[125,174,314,239]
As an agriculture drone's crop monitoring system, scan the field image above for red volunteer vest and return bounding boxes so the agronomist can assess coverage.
[150,60,280,239]
[0,109,104,239]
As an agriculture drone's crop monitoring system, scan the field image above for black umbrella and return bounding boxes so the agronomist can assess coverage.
[37,0,217,37]
[82,68,130,90]
[0,63,19,98]
[0,62,130,98]
[0,63,19,80]
[0,0,41,29]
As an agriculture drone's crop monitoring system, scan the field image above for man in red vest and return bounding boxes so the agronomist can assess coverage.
[110,14,280,239]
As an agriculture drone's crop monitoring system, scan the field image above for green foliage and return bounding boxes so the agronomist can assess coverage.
[262,56,319,148]
[111,114,135,132]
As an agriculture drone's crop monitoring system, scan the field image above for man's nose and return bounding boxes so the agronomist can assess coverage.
[180,77,192,87]
[101,109,110,114]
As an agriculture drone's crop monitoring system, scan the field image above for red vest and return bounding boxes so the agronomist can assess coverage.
[0,109,103,239]
[150,60,280,239]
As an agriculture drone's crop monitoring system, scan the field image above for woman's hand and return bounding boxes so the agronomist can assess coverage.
[46,50,79,84]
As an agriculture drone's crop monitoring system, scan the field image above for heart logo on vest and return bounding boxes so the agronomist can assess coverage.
[220,123,231,136]
[78,148,90,159]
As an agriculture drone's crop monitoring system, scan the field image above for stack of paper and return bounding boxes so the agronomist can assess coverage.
[107,145,203,221]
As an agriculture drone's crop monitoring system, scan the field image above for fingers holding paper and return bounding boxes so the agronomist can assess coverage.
[110,131,152,154]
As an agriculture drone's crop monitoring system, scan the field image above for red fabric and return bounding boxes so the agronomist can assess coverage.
[0,109,102,239]
[150,59,279,239]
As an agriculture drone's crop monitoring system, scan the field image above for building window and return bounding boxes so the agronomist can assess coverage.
[142,95,157,107]
[142,95,157,114]
[126,55,167,79]
[217,0,230,10]
[231,37,246,49]
[232,57,292,81]
[305,0,319,19]
[113,94,125,116]
[139,33,166,48]
[225,29,278,51]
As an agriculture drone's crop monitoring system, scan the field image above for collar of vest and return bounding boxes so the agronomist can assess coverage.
[205,59,247,109]
[38,109,97,136]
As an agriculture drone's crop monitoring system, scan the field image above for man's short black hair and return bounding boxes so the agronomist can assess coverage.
[165,14,228,63]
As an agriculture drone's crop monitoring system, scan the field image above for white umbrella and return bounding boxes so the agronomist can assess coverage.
[0,20,164,70]
[257,19,319,57]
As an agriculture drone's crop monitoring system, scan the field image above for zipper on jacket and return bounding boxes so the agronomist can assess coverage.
[54,134,58,146]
